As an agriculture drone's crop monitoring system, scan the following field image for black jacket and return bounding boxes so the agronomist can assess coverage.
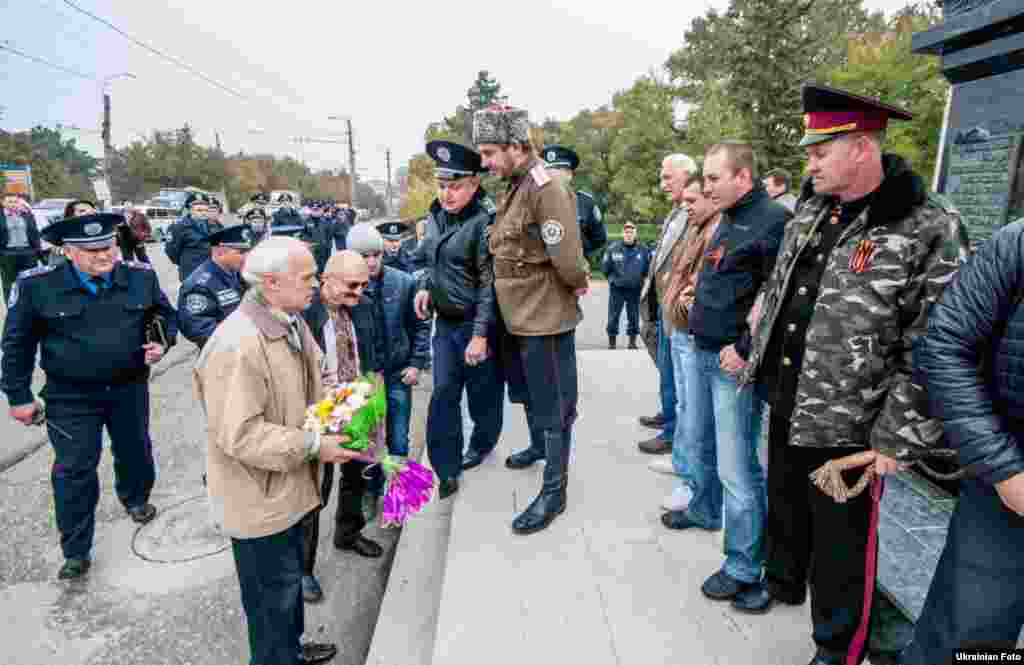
[689,185,789,354]
[601,239,651,290]
[416,189,497,337]
[916,220,1024,486]
[164,215,224,282]
[1,261,178,405]
[577,191,608,259]
[303,288,379,373]
[0,210,43,256]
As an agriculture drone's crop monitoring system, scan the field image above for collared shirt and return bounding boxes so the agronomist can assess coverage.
[73,266,113,295]
[5,212,29,248]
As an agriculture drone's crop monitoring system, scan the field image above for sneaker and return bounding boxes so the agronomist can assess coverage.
[648,458,676,475]
[661,485,692,511]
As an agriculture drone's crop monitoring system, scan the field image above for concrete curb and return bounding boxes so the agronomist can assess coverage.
[0,345,198,474]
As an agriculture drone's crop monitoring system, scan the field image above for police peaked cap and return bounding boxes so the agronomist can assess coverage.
[42,213,121,249]
[209,223,258,250]
[269,224,307,239]
[426,140,486,180]
[184,192,212,209]
[800,84,913,147]
[376,221,409,240]
[542,145,580,171]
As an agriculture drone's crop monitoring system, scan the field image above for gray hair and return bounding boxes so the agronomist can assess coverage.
[662,153,697,174]
[241,236,306,287]
[346,223,384,255]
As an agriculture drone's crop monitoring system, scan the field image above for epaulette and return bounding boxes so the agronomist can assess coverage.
[16,265,57,280]
[530,164,551,188]
[577,190,594,200]
[122,260,153,271]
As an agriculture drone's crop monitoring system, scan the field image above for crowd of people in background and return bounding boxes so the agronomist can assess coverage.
[3,80,1024,665]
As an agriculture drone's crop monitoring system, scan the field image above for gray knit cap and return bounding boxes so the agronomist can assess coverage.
[345,223,384,254]
[473,104,530,145]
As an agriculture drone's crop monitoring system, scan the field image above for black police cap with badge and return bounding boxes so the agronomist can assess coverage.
[41,212,121,249]
[426,140,486,181]
[542,145,580,171]
[183,192,212,210]
[209,224,258,251]
[376,221,409,241]
[269,224,308,239]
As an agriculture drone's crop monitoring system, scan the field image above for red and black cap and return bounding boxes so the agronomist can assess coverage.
[799,84,912,147]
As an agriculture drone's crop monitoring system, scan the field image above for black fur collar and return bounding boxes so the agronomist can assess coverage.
[798,154,927,227]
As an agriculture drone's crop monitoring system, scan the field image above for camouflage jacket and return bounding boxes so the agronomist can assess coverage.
[740,154,970,454]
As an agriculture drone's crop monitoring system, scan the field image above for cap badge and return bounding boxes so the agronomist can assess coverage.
[437,146,451,163]
[84,222,103,236]
[241,229,252,243]
[546,150,557,162]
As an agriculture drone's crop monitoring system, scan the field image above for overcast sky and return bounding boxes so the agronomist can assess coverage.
[4,0,915,183]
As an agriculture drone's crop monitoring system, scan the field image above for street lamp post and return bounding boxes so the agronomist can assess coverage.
[100,72,136,207]
[327,115,356,203]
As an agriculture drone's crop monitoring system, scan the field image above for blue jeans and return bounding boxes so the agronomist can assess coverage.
[682,345,766,583]
[656,317,677,441]
[231,521,305,665]
[385,372,412,456]
[669,329,694,483]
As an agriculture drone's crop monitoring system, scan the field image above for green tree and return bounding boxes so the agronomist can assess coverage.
[821,6,947,181]
[666,0,884,176]
[426,70,507,145]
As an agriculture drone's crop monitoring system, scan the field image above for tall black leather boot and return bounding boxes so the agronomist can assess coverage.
[608,335,617,349]
[512,428,568,534]
[506,407,546,469]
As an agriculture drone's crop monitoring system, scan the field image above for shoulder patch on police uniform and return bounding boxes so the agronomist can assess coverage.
[7,281,18,308]
[123,260,153,271]
[185,293,212,315]
[530,164,551,188]
[593,206,602,222]
[17,265,56,280]
[194,271,212,286]
[577,190,593,200]
[541,220,565,245]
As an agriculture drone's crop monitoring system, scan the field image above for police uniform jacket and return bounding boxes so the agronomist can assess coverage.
[490,159,588,336]
[164,215,224,281]
[1,261,178,406]
[305,217,333,268]
[177,257,245,349]
[382,245,415,273]
[417,189,497,338]
[576,191,608,259]
[601,239,651,290]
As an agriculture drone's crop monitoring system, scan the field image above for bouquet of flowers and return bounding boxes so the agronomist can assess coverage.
[304,374,434,527]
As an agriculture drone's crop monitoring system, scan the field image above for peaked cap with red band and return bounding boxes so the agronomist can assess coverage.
[799,84,913,147]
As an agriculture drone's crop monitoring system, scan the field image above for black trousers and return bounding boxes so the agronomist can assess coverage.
[763,411,873,660]
[0,253,39,304]
[301,459,368,576]
[45,379,155,560]
[606,285,641,337]
[902,480,1024,664]
[231,520,305,665]
[502,330,578,432]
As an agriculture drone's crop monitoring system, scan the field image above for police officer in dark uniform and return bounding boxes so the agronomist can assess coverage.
[377,221,415,273]
[164,193,225,282]
[414,140,504,498]
[176,224,257,349]
[542,145,608,260]
[1,213,177,580]
[601,221,651,349]
[272,193,303,228]
[305,201,334,275]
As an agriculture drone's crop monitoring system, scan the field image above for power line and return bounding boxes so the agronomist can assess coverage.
[60,0,248,100]
[0,41,98,81]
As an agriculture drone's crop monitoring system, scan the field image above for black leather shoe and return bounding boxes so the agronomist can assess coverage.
[731,582,773,614]
[637,413,665,429]
[58,557,91,580]
[638,435,671,454]
[660,509,706,530]
[512,487,567,535]
[766,578,807,606]
[701,570,746,601]
[301,641,338,664]
[505,447,544,469]
[438,477,459,499]
[127,503,157,524]
[336,535,384,558]
[301,575,324,603]
[462,448,489,471]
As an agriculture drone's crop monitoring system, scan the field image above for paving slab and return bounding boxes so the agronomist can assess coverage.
[430,349,819,665]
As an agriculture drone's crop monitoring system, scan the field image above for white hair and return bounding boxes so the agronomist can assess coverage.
[241,237,306,287]
[662,153,697,174]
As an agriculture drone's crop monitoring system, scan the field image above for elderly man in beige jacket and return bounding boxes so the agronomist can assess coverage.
[194,236,357,665]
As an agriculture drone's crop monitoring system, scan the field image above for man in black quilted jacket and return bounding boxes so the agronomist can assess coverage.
[904,220,1024,664]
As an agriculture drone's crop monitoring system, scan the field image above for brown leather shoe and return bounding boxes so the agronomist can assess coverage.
[638,435,672,454]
